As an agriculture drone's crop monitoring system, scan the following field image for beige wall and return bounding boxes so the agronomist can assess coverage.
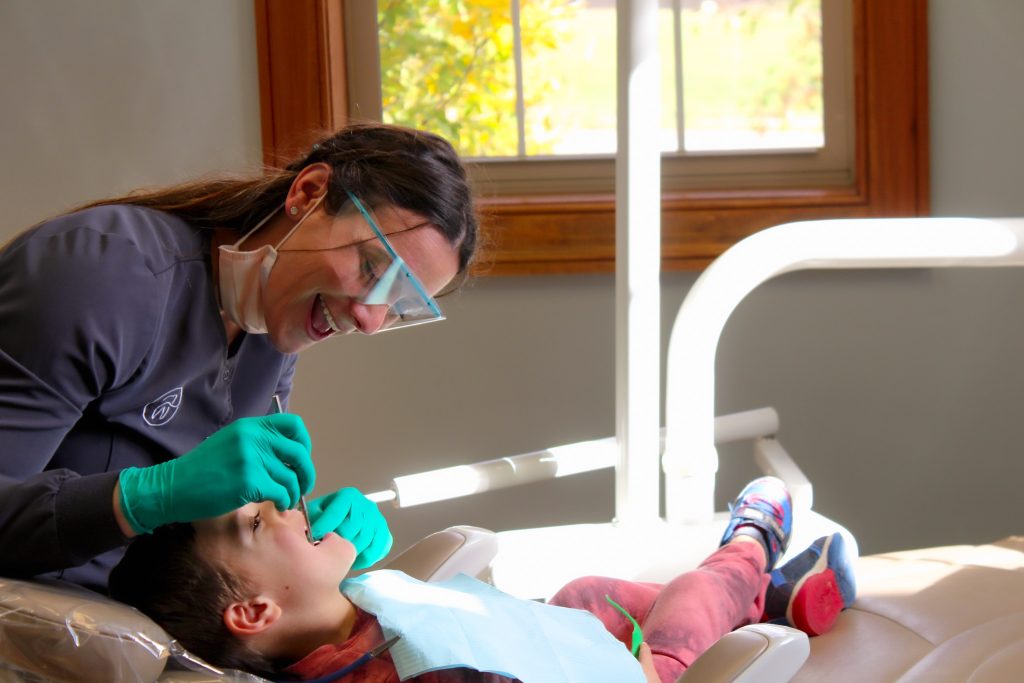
[1,0,1021,558]
[0,0,264,231]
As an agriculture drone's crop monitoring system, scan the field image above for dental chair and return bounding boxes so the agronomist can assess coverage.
[0,526,499,683]
[369,217,1024,681]
[0,525,804,683]
[4,499,1021,683]
[5,217,1024,682]
[663,216,1024,682]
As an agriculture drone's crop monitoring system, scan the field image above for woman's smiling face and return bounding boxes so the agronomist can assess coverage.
[261,202,459,354]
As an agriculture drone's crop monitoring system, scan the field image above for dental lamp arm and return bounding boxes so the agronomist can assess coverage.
[368,408,780,508]
[367,436,620,508]
[662,217,1024,525]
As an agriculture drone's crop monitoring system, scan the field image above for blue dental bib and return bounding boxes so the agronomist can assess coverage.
[341,570,645,682]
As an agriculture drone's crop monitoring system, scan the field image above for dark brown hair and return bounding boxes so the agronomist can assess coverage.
[108,524,284,679]
[75,123,478,278]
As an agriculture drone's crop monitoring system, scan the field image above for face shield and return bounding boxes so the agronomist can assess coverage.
[345,191,445,332]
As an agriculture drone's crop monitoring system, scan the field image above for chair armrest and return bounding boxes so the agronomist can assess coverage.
[676,624,809,683]
[380,525,498,582]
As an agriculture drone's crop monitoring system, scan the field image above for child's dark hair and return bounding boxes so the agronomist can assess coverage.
[108,523,282,679]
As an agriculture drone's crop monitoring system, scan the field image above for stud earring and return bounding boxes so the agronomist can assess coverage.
[289,206,299,216]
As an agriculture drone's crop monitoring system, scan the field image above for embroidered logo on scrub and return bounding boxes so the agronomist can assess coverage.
[143,387,183,426]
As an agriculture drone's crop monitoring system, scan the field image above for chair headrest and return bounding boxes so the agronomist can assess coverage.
[0,576,171,683]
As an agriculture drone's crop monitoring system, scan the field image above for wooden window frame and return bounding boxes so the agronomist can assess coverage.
[254,0,929,275]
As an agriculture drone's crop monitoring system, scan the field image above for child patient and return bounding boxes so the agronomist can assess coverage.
[109,477,855,682]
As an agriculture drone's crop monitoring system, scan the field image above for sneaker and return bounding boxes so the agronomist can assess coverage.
[719,476,793,571]
[763,533,857,637]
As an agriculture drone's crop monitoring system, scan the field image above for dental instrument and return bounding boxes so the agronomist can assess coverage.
[296,495,317,546]
[272,394,318,546]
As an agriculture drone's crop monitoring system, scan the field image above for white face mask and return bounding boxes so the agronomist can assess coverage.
[217,194,325,334]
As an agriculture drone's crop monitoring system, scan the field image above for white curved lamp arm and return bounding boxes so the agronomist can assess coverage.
[662,217,1024,524]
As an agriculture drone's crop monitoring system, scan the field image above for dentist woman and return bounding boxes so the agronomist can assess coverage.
[0,124,478,591]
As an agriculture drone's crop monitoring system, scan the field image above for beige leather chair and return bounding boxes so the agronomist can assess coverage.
[792,535,1024,683]
[684,535,1024,683]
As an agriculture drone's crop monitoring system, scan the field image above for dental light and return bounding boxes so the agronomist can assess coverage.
[374,217,1024,599]
[662,217,1024,525]
[370,0,664,526]
[367,437,620,507]
[366,408,782,508]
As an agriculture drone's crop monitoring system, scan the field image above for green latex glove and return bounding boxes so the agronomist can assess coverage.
[119,413,315,534]
[307,487,393,569]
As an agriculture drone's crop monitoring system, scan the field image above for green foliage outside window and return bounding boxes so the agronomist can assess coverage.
[378,0,822,158]
[378,0,577,157]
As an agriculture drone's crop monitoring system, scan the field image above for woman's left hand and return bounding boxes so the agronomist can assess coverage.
[307,487,393,569]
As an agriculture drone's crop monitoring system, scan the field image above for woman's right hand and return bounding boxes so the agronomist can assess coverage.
[117,414,315,534]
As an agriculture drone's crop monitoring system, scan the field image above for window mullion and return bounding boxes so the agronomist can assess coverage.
[673,0,685,153]
[512,0,527,157]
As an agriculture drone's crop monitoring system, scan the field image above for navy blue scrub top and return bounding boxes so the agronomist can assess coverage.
[0,205,297,591]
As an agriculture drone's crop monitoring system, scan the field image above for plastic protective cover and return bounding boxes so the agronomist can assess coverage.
[0,576,266,683]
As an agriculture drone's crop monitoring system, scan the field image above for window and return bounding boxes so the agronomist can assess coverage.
[350,0,848,196]
[254,0,928,274]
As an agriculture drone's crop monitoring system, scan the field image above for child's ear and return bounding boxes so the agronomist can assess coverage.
[223,595,282,637]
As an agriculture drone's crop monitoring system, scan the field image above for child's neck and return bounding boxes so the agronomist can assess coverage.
[267,595,359,664]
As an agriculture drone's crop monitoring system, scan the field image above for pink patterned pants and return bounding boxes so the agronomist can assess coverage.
[548,542,768,682]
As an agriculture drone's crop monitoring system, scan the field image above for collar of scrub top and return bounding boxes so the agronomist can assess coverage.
[344,190,445,332]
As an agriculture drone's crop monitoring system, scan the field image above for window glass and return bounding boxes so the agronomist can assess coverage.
[377,0,518,156]
[520,1,616,156]
[377,0,823,159]
[680,0,823,152]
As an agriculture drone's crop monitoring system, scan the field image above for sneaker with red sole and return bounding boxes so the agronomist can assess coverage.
[763,532,857,636]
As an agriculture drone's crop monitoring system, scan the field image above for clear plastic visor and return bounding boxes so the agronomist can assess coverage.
[346,192,445,332]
